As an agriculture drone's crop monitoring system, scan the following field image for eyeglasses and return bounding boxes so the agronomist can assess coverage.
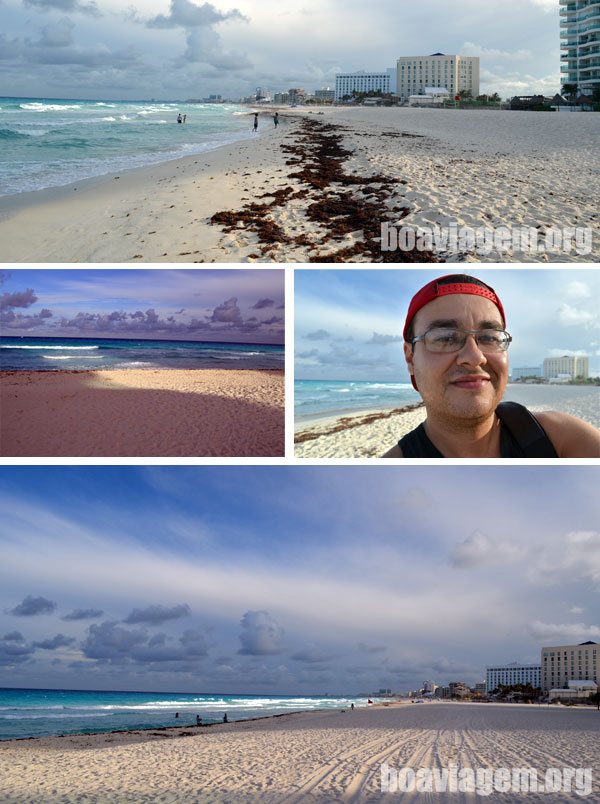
[411,328,512,354]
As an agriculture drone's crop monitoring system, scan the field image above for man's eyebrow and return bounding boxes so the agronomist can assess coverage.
[422,318,504,330]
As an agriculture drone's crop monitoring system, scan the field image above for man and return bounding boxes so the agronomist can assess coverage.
[383,274,600,458]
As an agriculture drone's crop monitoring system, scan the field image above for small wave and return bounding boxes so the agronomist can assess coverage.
[0,345,99,350]
[21,103,81,111]
[101,116,117,122]
[0,128,29,140]
[94,103,116,108]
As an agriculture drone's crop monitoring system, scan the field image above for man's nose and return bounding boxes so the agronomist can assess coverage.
[456,334,486,366]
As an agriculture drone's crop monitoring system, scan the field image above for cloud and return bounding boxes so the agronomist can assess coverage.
[557,304,597,328]
[210,297,242,323]
[251,298,275,310]
[0,637,36,666]
[569,606,584,615]
[563,281,591,300]
[33,633,76,650]
[38,19,75,47]
[0,288,38,311]
[461,41,532,61]
[305,330,331,341]
[366,332,403,345]
[290,644,334,664]
[449,531,526,568]
[357,642,387,654]
[146,0,246,30]
[529,0,558,12]
[62,608,104,621]
[238,610,284,655]
[3,632,25,641]
[534,531,600,585]
[179,628,210,656]
[124,604,191,625]
[23,0,101,17]
[9,595,57,616]
[82,621,148,662]
[527,620,600,642]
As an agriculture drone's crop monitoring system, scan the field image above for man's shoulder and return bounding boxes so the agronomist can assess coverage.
[382,444,403,458]
[534,410,600,458]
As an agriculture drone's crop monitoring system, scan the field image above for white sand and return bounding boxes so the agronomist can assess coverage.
[1,107,597,262]
[0,702,598,802]
[295,406,427,459]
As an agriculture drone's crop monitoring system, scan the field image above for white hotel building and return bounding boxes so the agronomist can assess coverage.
[541,641,598,693]
[486,662,541,693]
[334,69,397,101]
[560,0,600,96]
[396,53,480,101]
[543,354,589,380]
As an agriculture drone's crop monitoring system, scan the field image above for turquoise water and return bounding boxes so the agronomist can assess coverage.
[0,96,255,196]
[0,337,284,371]
[0,688,369,740]
[295,379,421,422]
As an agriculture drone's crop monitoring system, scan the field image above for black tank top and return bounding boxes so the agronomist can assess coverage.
[398,402,558,458]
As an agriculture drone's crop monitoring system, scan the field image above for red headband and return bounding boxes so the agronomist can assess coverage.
[403,274,506,341]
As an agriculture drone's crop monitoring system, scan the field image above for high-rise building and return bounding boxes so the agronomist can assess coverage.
[511,366,542,381]
[334,69,397,101]
[486,662,541,693]
[560,1,600,96]
[396,54,480,101]
[541,641,598,693]
[315,88,335,103]
[543,354,589,380]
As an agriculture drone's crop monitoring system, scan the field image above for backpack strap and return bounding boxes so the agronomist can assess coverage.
[496,402,558,458]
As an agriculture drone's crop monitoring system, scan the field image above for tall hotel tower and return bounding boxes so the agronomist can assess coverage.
[560,0,600,95]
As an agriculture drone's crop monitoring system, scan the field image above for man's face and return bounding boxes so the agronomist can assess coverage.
[404,294,509,422]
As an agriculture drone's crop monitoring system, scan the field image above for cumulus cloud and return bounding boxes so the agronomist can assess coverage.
[449,531,526,569]
[210,297,242,323]
[563,281,591,300]
[38,18,75,47]
[569,606,584,615]
[527,620,600,642]
[147,0,246,29]
[366,332,403,345]
[461,41,532,60]
[238,610,284,655]
[124,603,191,625]
[357,642,386,654]
[535,531,600,585]
[3,632,25,641]
[557,304,597,327]
[9,595,57,617]
[0,288,38,310]
[0,636,35,666]
[251,298,275,310]
[33,633,76,650]
[23,0,101,17]
[62,608,104,621]
[290,645,334,664]
[82,621,147,662]
[305,330,331,341]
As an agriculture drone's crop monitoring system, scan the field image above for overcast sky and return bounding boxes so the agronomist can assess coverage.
[0,268,284,343]
[1,465,598,694]
[1,0,562,100]
[295,268,600,381]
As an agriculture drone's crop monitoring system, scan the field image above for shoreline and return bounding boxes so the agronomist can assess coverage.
[2,107,597,262]
[0,368,284,457]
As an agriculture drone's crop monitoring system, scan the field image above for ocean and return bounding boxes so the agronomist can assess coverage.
[295,379,600,427]
[0,337,284,372]
[0,688,370,741]
[0,96,255,196]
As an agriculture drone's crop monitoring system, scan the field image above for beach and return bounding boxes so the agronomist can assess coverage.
[0,369,284,457]
[295,384,600,458]
[1,107,598,262]
[0,702,598,802]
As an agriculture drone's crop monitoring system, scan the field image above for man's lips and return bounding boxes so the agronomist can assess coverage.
[449,374,492,390]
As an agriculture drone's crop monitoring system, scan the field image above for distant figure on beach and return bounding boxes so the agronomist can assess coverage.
[273,112,279,127]
[183,114,187,124]
[253,113,258,132]
[175,712,179,718]
[223,712,228,723]
[382,274,600,458]
[196,715,202,725]
[351,703,355,710]
[177,114,182,124]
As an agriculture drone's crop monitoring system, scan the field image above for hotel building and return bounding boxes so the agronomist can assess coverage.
[486,662,541,693]
[334,69,397,101]
[543,354,589,380]
[560,0,600,95]
[396,54,480,101]
[541,641,598,693]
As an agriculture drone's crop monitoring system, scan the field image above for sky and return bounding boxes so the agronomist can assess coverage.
[0,465,598,694]
[0,268,284,343]
[295,268,600,381]
[1,0,563,100]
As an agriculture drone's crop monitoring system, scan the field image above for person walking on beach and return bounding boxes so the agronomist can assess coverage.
[183,114,187,124]
[382,273,600,458]
[223,712,228,723]
[253,113,259,132]
[273,112,279,128]
[177,113,182,124]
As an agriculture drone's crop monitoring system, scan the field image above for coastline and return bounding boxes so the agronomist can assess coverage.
[1,702,597,803]
[1,107,597,262]
[0,368,284,457]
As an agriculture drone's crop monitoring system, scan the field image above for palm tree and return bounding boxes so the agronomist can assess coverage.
[562,83,578,106]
